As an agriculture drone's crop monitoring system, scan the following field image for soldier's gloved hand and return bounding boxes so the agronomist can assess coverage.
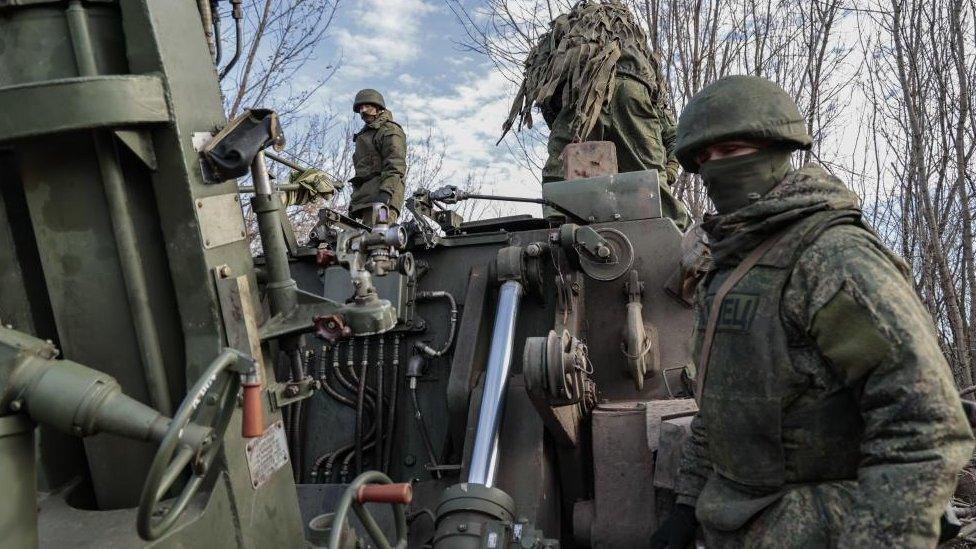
[649,504,697,549]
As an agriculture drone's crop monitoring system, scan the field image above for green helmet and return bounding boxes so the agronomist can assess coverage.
[353,89,385,112]
[675,75,812,173]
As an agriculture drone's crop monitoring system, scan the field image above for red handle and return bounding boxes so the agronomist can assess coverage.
[241,383,264,438]
[356,483,413,505]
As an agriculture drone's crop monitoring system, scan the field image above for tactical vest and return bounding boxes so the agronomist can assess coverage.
[696,210,866,490]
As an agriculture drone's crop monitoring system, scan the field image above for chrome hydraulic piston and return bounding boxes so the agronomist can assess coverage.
[466,280,523,487]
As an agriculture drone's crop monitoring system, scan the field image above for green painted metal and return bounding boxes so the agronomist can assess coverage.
[0,0,305,544]
[0,414,36,549]
[0,76,168,142]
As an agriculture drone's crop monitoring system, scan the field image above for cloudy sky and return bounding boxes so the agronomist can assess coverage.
[305,0,543,211]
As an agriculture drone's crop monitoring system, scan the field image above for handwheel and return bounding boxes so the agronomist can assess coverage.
[137,349,246,540]
[328,471,411,549]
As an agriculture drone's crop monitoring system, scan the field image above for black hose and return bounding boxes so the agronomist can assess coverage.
[374,337,385,471]
[218,0,243,80]
[382,336,400,472]
[354,338,369,474]
[410,381,441,479]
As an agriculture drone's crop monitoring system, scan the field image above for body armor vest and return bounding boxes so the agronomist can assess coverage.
[697,211,866,489]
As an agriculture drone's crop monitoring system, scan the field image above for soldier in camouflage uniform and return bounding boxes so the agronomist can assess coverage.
[500,0,689,229]
[350,89,406,225]
[650,75,974,548]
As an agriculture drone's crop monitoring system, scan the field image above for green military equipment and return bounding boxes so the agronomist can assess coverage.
[353,88,386,112]
[674,75,813,173]
[2,2,964,548]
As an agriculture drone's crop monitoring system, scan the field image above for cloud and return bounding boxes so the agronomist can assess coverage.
[395,65,543,200]
[333,0,437,76]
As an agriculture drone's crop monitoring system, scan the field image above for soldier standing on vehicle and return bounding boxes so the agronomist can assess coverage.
[500,0,689,229]
[650,75,974,548]
[349,89,406,225]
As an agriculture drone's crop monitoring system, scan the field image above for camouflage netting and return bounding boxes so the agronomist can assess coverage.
[501,0,666,142]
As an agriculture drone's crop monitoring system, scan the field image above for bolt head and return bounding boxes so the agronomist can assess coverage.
[218,265,232,278]
[9,399,22,412]
[596,245,611,258]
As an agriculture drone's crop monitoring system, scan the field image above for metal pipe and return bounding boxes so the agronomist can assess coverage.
[415,291,458,357]
[288,350,304,480]
[251,152,298,315]
[211,0,222,65]
[197,0,216,59]
[467,280,523,487]
[265,151,306,172]
[66,0,173,415]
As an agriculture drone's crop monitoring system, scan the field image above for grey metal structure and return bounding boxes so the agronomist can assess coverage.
[0,2,702,548]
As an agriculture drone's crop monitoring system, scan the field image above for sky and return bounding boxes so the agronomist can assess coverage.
[303,0,544,213]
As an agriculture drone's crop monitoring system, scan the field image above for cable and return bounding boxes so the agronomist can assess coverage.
[410,378,441,479]
[354,338,369,474]
[374,336,385,471]
[382,335,400,472]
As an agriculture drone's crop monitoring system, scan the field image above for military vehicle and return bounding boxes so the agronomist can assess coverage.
[0,1,699,547]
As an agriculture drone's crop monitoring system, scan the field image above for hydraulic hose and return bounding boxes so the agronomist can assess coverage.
[375,337,385,471]
[410,379,441,479]
[354,338,369,474]
[382,336,401,472]
[415,291,458,357]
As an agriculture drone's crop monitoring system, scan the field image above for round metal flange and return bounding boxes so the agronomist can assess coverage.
[578,228,634,281]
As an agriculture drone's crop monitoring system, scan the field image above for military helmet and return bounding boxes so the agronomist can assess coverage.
[675,75,812,173]
[353,89,385,112]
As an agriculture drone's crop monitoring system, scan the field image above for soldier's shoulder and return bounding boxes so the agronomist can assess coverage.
[797,222,907,284]
[378,118,405,136]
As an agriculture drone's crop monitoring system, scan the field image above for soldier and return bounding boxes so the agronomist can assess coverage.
[500,0,689,229]
[650,75,974,548]
[349,88,406,225]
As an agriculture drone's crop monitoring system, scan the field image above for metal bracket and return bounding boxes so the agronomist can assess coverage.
[267,378,316,410]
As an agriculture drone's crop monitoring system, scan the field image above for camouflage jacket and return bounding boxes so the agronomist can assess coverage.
[350,110,406,214]
[676,164,974,546]
[501,0,671,143]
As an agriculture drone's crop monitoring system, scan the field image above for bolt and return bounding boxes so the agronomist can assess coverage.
[526,243,542,257]
[596,245,611,259]
[404,454,416,466]
[72,425,83,435]
[9,399,22,412]
[218,265,232,278]
[285,385,300,397]
[240,230,247,237]
[613,213,621,220]
[196,200,204,208]
[234,195,240,202]
[205,239,211,247]
[457,524,467,532]
[571,282,582,294]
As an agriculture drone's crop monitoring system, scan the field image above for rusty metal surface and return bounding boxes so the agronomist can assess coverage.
[561,141,618,180]
[654,415,694,491]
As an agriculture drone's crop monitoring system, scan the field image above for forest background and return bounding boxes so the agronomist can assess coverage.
[215,0,976,387]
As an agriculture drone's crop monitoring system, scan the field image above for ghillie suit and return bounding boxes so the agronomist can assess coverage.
[500,0,688,228]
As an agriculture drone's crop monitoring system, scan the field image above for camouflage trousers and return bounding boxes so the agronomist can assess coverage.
[702,481,856,549]
[542,77,690,230]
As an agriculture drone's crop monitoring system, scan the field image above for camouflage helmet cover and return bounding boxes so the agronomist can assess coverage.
[353,89,386,112]
[675,75,812,173]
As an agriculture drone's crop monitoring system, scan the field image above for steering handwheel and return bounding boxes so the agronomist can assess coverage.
[137,349,245,540]
[328,471,411,549]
